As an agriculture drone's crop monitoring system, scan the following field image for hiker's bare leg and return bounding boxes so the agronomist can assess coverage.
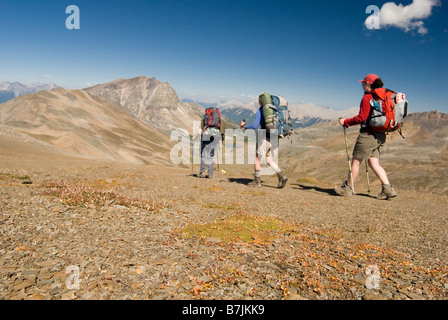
[347,157,362,187]
[368,157,390,185]
[266,155,276,169]
[254,156,261,171]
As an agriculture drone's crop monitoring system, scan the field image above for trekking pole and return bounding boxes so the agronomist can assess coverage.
[217,138,220,176]
[341,121,355,194]
[191,134,200,176]
[365,160,371,193]
[190,136,194,176]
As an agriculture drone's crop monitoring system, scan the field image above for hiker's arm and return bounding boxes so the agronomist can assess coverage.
[191,119,204,140]
[344,95,371,127]
[244,109,261,130]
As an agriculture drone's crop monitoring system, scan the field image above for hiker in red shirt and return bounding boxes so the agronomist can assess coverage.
[335,74,397,200]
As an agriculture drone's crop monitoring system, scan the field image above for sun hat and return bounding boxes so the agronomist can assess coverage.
[359,74,379,84]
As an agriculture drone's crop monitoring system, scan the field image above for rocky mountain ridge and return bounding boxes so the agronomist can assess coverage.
[0,87,172,165]
[84,76,204,133]
[0,76,214,165]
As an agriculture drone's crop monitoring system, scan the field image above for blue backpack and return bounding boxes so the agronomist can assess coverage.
[265,95,293,138]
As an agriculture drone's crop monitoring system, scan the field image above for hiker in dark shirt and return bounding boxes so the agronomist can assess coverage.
[240,94,287,188]
[335,74,397,200]
[196,117,225,179]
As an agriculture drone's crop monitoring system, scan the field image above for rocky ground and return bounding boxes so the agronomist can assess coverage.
[0,160,447,301]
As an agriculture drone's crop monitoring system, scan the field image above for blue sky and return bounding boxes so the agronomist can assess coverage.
[0,0,447,112]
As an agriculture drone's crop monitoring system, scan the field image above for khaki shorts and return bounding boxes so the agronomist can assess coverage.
[257,139,272,158]
[352,132,386,160]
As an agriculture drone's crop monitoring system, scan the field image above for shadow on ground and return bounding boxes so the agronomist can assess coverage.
[228,178,253,185]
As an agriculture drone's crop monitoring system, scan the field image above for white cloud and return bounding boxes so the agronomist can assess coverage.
[377,0,441,34]
[41,74,51,79]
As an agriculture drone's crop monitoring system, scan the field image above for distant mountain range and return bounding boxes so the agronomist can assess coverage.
[0,81,59,104]
[182,96,359,129]
[0,77,206,134]
[0,76,231,164]
[1,80,359,130]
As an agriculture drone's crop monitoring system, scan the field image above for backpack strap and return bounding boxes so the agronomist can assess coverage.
[363,92,376,132]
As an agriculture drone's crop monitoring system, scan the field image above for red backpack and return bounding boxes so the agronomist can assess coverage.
[369,88,408,134]
[204,107,221,129]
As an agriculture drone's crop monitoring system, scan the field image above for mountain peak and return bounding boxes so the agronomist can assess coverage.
[84,76,203,132]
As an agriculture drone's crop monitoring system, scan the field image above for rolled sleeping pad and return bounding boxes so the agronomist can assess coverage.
[259,92,272,106]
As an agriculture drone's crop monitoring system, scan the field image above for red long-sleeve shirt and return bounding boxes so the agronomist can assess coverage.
[344,93,373,131]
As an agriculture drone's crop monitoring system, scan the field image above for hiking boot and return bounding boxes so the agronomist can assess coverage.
[375,184,397,200]
[334,181,353,197]
[199,172,207,178]
[277,172,288,189]
[248,176,262,187]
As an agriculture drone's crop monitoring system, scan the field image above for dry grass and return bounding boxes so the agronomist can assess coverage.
[41,179,166,213]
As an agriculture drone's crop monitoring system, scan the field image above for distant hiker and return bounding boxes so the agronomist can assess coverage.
[240,93,288,188]
[197,107,225,179]
[335,74,397,200]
